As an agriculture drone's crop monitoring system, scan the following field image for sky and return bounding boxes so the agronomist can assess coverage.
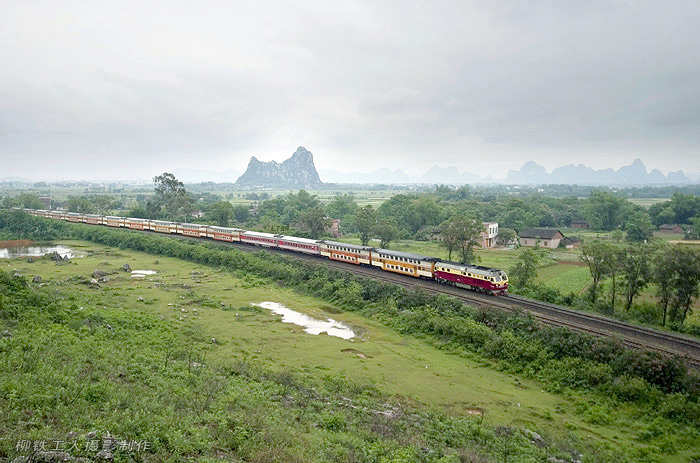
[1,0,699,181]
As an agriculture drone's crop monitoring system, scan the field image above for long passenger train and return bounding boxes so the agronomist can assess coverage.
[21,208,508,295]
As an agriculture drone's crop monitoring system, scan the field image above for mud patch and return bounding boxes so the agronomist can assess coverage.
[341,348,372,359]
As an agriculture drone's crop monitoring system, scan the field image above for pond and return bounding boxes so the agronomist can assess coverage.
[0,245,85,259]
[131,270,158,278]
[254,301,358,340]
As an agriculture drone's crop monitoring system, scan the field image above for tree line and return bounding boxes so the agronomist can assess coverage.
[581,241,700,327]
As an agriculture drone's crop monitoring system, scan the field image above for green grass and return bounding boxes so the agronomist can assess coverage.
[2,240,697,462]
[537,264,590,295]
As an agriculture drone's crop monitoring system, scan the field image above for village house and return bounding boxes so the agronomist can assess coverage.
[480,222,498,248]
[570,219,589,229]
[659,224,684,234]
[517,228,565,249]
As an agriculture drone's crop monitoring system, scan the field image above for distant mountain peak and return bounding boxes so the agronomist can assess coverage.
[236,147,322,187]
[505,159,692,186]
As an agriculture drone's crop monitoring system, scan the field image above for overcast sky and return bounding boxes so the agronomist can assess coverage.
[1,0,699,181]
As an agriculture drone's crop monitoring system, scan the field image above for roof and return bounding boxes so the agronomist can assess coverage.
[436,261,504,276]
[277,235,321,245]
[562,237,581,245]
[241,231,277,238]
[320,240,372,251]
[209,226,241,232]
[517,228,564,239]
[659,224,683,229]
[571,219,588,224]
[370,248,438,262]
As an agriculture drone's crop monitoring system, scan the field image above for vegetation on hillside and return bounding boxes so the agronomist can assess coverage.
[1,210,699,462]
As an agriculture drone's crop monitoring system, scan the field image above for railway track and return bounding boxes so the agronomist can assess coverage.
[77,225,700,367]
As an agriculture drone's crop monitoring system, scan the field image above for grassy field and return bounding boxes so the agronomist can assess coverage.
[2,240,689,461]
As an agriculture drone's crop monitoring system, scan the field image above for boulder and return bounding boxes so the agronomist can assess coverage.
[121,263,132,272]
[32,275,42,283]
[92,269,107,279]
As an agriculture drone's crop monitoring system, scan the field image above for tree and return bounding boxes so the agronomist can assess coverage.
[625,211,655,243]
[668,192,700,224]
[209,201,235,226]
[438,215,483,263]
[441,215,483,264]
[606,247,624,310]
[299,207,331,239]
[91,195,116,215]
[653,247,675,327]
[496,228,516,246]
[438,217,461,260]
[584,190,630,230]
[354,206,377,246]
[509,248,539,288]
[259,213,286,234]
[580,241,613,303]
[619,244,652,311]
[232,205,250,224]
[153,173,193,221]
[8,193,45,209]
[325,194,359,221]
[374,218,400,248]
[667,246,700,326]
[66,196,95,214]
[687,215,700,240]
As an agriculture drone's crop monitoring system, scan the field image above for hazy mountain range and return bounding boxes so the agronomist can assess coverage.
[2,158,697,186]
[503,159,693,185]
[322,159,694,186]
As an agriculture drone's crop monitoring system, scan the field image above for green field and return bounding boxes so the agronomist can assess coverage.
[3,240,699,461]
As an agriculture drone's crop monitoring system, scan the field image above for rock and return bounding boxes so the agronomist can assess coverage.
[92,269,107,279]
[47,251,68,262]
[90,278,100,286]
[154,260,159,264]
[85,431,98,439]
[121,263,132,272]
[98,277,110,283]
[26,257,34,263]
[96,449,114,460]
[32,275,42,283]
[524,428,546,447]
[137,296,144,302]
[1,330,11,337]
[235,146,323,188]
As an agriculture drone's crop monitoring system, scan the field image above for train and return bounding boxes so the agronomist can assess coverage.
[19,208,509,295]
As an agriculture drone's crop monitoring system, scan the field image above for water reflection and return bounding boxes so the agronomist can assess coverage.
[255,301,357,339]
[0,245,84,259]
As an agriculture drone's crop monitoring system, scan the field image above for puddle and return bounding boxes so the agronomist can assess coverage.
[131,270,158,278]
[0,245,85,259]
[254,301,358,339]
